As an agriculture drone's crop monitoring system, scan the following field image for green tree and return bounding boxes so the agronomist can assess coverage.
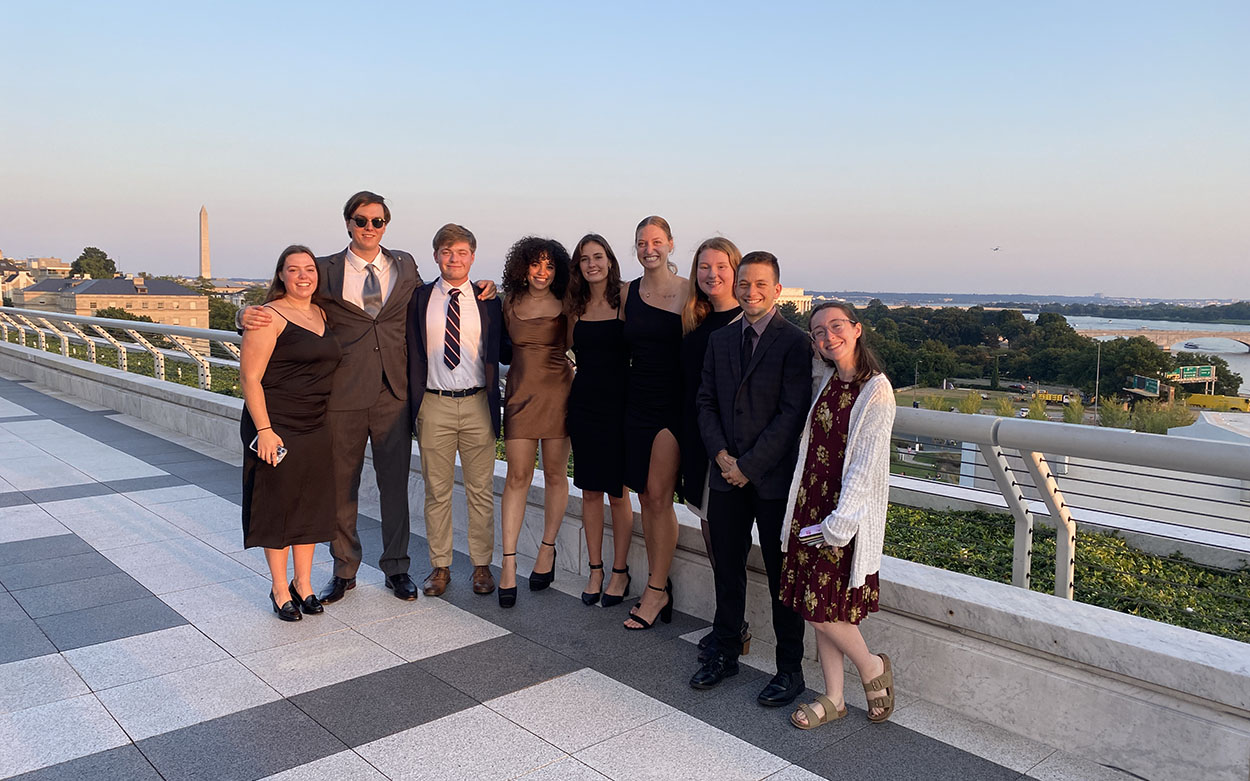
[1132,401,1195,434]
[72,247,117,279]
[957,391,982,414]
[1062,399,1085,424]
[242,286,268,307]
[992,397,1015,417]
[778,301,806,329]
[921,395,945,411]
[989,354,1001,390]
[1098,398,1131,429]
[1026,398,1047,420]
[208,297,239,331]
[94,307,153,323]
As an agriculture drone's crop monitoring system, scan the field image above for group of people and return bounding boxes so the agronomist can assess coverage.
[238,190,897,729]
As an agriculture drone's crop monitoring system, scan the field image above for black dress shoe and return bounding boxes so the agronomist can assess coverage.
[757,671,805,707]
[689,653,739,690]
[270,590,302,622]
[385,573,419,601]
[698,621,751,664]
[317,576,356,604]
[528,540,557,591]
[289,580,324,615]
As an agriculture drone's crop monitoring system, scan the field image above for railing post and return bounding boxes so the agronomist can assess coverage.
[981,443,1035,589]
[1021,450,1076,599]
[36,318,70,356]
[16,315,46,351]
[61,322,97,363]
[90,324,128,372]
[124,329,165,380]
[167,334,211,389]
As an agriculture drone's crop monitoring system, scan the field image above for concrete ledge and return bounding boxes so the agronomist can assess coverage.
[5,340,1248,781]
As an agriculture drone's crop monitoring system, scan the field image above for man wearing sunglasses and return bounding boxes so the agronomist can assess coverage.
[240,190,495,605]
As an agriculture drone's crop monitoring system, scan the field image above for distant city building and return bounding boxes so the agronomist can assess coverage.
[777,287,814,313]
[13,275,209,330]
[1,259,37,300]
[12,257,72,281]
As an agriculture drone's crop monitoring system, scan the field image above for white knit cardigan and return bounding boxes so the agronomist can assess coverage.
[780,362,895,588]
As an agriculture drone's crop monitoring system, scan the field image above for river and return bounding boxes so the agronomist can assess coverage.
[1025,314,1250,394]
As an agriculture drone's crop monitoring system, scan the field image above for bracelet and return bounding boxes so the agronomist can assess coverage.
[257,426,272,432]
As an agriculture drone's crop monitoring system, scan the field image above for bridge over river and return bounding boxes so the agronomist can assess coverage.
[1075,327,1250,351]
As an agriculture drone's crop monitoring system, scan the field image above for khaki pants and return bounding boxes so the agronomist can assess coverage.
[416,392,496,567]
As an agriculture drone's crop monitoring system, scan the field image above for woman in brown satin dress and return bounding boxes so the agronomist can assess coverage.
[498,237,574,608]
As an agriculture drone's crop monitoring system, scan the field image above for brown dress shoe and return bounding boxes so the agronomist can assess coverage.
[422,567,451,596]
[471,565,496,595]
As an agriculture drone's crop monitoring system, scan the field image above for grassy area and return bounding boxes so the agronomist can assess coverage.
[885,506,1250,644]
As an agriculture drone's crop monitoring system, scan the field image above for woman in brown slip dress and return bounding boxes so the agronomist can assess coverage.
[565,234,633,608]
[240,245,342,622]
[497,236,574,608]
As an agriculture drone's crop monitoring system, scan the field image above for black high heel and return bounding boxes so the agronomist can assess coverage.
[581,562,604,606]
[270,589,302,622]
[601,566,632,608]
[528,540,557,591]
[289,580,323,615]
[624,579,672,631]
[498,552,518,608]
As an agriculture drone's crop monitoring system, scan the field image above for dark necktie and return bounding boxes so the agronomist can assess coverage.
[362,264,383,318]
[444,289,462,370]
[741,327,756,368]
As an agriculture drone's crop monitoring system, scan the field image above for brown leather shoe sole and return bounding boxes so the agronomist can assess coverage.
[471,566,496,594]
[422,567,451,596]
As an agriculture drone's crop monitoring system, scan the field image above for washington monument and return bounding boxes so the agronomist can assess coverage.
[199,206,210,279]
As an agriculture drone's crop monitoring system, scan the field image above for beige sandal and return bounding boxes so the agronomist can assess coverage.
[863,653,895,723]
[790,694,847,730]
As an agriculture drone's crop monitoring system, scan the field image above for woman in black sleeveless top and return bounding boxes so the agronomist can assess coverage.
[565,234,633,607]
[240,245,342,621]
[621,216,689,630]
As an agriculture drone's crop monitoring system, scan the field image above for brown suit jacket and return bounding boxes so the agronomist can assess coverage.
[315,246,422,411]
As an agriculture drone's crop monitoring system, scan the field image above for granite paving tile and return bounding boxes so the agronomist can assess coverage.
[238,629,403,697]
[762,766,829,781]
[0,549,121,591]
[355,598,509,661]
[145,494,245,537]
[138,699,348,781]
[42,500,187,551]
[0,533,95,568]
[35,595,187,651]
[0,589,25,622]
[96,657,282,741]
[355,704,567,781]
[11,571,151,619]
[892,699,1056,772]
[0,454,93,491]
[418,631,582,702]
[0,653,90,715]
[322,581,437,627]
[121,483,216,506]
[101,473,189,493]
[1025,752,1141,781]
[257,750,388,780]
[0,490,32,508]
[8,744,164,781]
[516,757,613,780]
[0,615,57,664]
[0,693,131,778]
[487,668,674,754]
[596,634,768,713]
[576,710,789,781]
[17,483,112,504]
[291,661,478,747]
[63,624,229,691]
[101,535,255,594]
[0,505,71,544]
[796,720,1021,781]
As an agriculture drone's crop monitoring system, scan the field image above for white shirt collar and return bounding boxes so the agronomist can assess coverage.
[436,277,473,296]
[346,246,388,272]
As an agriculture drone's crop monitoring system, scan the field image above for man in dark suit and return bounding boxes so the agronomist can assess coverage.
[240,192,494,605]
[406,224,510,598]
[690,251,813,706]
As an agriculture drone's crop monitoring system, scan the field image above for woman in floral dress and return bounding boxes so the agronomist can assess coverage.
[779,302,897,729]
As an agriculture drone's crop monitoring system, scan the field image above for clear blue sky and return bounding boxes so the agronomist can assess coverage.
[2,1,1246,299]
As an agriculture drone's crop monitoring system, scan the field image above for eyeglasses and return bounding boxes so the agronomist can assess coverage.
[811,319,856,340]
[351,216,387,229]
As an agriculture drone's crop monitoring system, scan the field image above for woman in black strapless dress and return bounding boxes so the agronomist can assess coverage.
[240,245,342,622]
[621,216,689,630]
[565,234,633,607]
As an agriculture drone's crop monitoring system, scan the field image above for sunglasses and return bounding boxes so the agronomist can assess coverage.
[351,216,387,229]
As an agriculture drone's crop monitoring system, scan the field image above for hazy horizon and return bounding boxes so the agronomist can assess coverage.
[2,2,1246,299]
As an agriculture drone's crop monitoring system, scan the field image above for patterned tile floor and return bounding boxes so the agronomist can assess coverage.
[0,372,1138,781]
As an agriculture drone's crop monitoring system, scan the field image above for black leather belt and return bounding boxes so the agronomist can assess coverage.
[426,387,484,398]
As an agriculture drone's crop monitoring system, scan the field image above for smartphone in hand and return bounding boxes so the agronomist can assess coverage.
[249,434,288,466]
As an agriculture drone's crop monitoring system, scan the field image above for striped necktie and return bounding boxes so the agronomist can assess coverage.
[444,289,462,370]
